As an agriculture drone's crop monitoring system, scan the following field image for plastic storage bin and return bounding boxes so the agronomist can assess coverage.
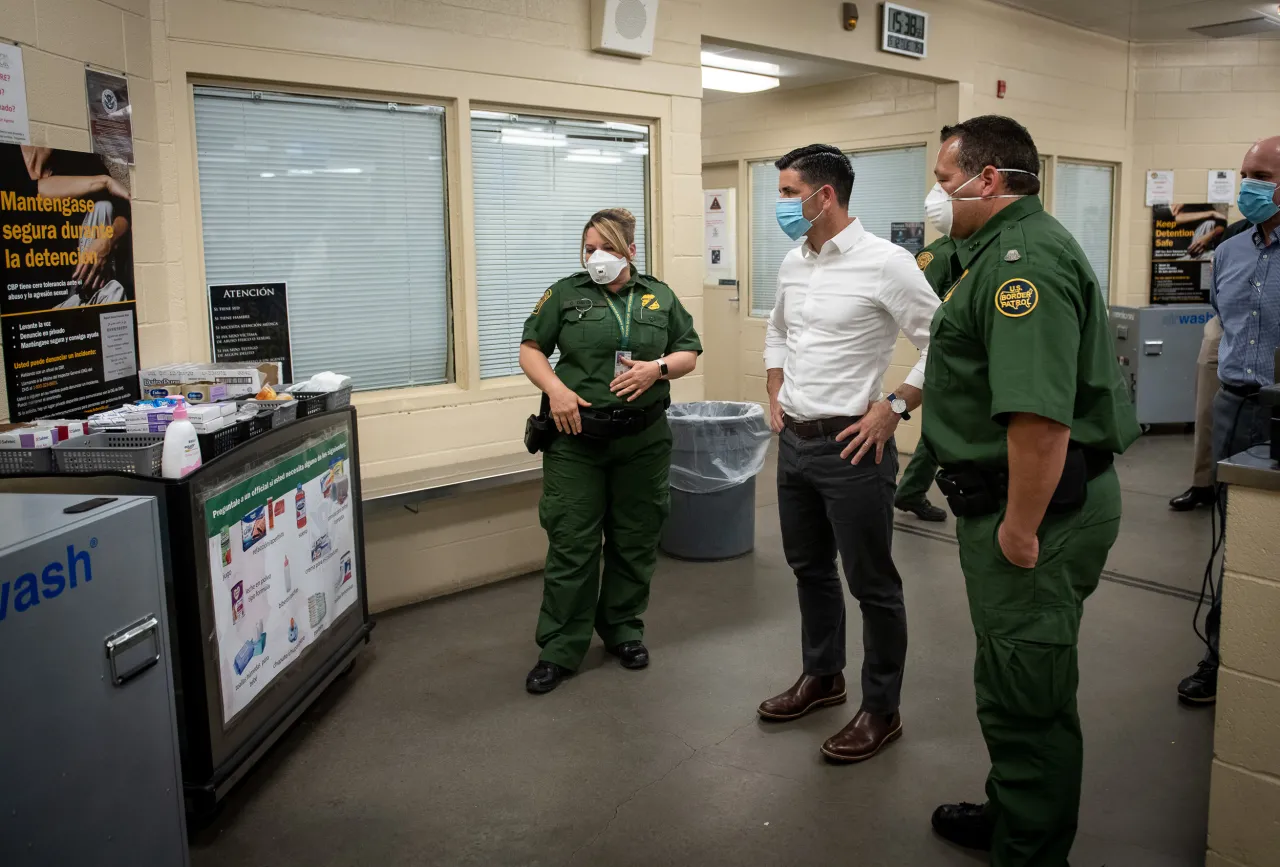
[0,448,54,475]
[659,402,772,560]
[53,433,165,477]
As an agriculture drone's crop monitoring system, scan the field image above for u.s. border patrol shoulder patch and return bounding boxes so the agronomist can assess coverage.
[533,288,552,315]
[916,251,934,271]
[994,278,1038,318]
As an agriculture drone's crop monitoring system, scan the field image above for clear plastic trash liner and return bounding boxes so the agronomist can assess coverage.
[665,401,772,494]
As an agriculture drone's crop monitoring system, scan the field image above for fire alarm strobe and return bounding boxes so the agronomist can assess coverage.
[592,0,660,59]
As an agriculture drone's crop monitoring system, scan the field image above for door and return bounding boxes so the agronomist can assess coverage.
[701,162,742,400]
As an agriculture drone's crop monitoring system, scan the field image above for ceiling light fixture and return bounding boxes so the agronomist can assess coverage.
[702,66,780,94]
[699,50,782,77]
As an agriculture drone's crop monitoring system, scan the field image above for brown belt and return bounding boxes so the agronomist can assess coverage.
[782,414,861,439]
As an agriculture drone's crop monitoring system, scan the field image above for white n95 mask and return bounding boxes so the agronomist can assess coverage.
[586,249,629,285]
[924,169,1038,237]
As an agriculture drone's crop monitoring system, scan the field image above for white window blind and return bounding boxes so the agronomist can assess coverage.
[749,145,927,317]
[472,112,649,379]
[193,87,451,391]
[1055,161,1115,303]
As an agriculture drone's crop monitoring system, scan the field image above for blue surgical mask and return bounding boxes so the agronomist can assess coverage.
[775,189,823,241]
[1238,178,1280,225]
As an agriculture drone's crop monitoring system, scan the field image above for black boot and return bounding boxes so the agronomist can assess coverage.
[931,802,994,851]
[1170,486,1215,511]
[1177,658,1218,706]
[526,660,573,694]
[895,498,948,522]
[607,641,650,670]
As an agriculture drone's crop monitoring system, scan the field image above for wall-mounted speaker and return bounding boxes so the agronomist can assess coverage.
[592,0,660,59]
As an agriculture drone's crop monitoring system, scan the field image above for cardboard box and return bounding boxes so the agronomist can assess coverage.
[139,363,281,399]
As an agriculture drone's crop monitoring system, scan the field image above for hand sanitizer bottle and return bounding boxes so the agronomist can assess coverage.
[161,401,202,478]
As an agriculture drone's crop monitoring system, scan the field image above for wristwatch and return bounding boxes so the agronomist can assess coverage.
[657,358,670,378]
[886,392,911,421]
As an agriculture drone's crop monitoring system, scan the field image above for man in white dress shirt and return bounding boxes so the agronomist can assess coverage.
[755,145,939,764]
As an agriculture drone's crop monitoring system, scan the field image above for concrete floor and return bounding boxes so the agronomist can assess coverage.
[192,433,1217,867]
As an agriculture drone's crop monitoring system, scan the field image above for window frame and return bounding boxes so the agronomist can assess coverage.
[1051,156,1120,304]
[189,78,459,394]
[467,105,656,383]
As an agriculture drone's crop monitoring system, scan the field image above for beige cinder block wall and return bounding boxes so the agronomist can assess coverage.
[4,0,706,612]
[1209,485,1280,867]
[1128,38,1280,307]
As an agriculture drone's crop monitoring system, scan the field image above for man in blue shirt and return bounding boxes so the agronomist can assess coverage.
[1178,137,1280,706]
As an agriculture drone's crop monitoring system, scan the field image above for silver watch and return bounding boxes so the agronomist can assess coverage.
[887,393,910,421]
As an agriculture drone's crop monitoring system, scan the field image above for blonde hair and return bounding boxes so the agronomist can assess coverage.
[580,208,636,268]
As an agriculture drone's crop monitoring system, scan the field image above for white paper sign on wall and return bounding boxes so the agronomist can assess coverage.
[1146,170,1174,207]
[1207,169,1236,205]
[0,44,31,146]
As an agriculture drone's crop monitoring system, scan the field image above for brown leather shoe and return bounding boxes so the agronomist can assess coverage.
[757,673,847,721]
[820,710,903,763]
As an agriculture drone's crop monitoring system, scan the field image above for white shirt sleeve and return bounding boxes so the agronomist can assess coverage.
[878,249,941,390]
[764,273,789,371]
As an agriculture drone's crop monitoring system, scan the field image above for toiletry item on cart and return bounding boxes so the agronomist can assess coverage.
[160,402,203,479]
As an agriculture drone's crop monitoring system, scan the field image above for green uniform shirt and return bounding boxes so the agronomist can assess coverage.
[521,269,703,409]
[915,236,959,297]
[922,196,1139,467]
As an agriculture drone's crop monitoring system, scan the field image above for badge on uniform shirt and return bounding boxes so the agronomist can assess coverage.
[916,251,934,271]
[1004,249,1022,262]
[615,350,633,378]
[641,293,660,311]
[994,278,1039,318]
[533,288,552,315]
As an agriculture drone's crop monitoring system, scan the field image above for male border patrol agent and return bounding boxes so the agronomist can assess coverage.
[519,208,702,695]
[894,236,958,523]
[921,117,1140,865]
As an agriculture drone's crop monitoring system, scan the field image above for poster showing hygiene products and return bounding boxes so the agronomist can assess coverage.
[203,431,358,724]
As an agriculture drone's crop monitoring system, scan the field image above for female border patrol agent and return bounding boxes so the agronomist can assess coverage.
[920,117,1139,865]
[518,208,702,694]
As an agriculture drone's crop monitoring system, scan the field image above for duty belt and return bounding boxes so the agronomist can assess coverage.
[935,445,1113,519]
[580,398,670,441]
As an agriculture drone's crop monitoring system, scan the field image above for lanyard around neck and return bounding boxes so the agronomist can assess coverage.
[602,287,635,350]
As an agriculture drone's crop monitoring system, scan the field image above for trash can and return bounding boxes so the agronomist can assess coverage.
[660,401,772,560]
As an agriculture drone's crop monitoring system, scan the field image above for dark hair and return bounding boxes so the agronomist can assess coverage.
[775,144,855,207]
[939,115,1041,196]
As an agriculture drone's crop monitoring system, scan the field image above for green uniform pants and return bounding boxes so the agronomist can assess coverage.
[895,440,939,507]
[536,418,672,670]
[954,468,1122,867]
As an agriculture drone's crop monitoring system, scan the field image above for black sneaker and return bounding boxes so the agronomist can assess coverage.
[526,660,573,694]
[607,641,650,670]
[1177,659,1218,706]
[931,802,994,851]
[1170,486,1216,512]
[896,498,948,522]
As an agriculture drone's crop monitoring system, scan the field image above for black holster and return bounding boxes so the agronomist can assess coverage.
[524,393,557,454]
[936,445,1111,519]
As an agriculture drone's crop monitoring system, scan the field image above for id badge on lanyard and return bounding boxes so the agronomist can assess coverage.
[605,289,636,377]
